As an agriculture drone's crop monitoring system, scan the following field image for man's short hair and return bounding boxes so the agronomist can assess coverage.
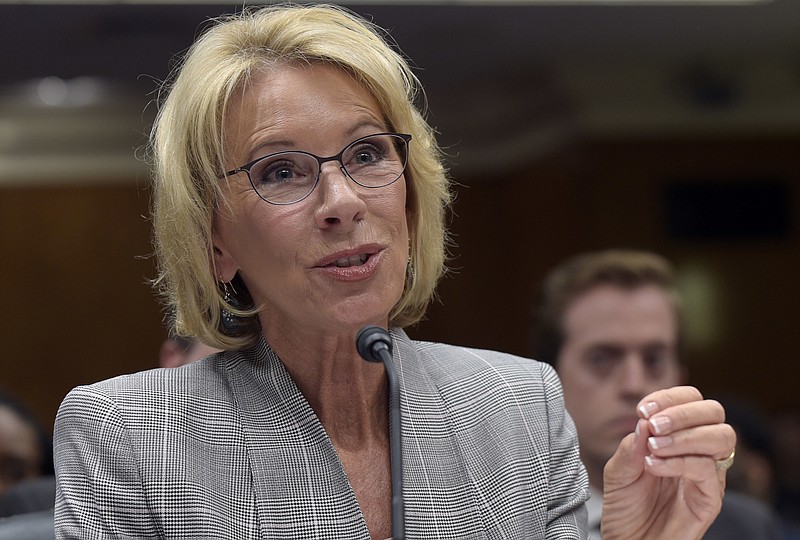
[531,250,682,367]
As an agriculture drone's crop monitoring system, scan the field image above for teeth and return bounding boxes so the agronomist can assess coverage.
[334,254,369,267]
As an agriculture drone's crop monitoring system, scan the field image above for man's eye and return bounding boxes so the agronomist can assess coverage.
[590,352,611,367]
[644,351,671,376]
[586,349,621,377]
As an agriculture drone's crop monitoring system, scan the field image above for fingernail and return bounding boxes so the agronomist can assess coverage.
[649,416,671,435]
[645,455,666,467]
[639,401,659,419]
[635,421,641,438]
[648,436,673,450]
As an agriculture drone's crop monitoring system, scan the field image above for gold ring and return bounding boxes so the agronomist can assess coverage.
[715,449,735,472]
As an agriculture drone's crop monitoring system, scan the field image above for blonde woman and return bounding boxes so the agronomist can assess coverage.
[54,6,734,539]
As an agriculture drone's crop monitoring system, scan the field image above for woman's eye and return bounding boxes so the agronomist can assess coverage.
[258,160,299,184]
[350,144,383,166]
[271,167,294,183]
[356,150,377,164]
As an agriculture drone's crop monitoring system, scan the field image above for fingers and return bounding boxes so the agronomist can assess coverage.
[643,453,721,483]
[644,451,729,499]
[604,386,730,539]
[646,422,736,462]
[603,425,649,489]
[637,386,709,422]
[643,452,727,515]
[644,399,727,437]
[638,388,725,436]
[636,385,737,467]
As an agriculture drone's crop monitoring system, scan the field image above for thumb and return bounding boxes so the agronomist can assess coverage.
[605,418,650,488]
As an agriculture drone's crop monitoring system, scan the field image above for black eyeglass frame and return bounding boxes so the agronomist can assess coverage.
[220,132,413,205]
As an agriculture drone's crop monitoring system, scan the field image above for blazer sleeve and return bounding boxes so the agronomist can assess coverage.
[54,384,161,540]
[541,362,590,538]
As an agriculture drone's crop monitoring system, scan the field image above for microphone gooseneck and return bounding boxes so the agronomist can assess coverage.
[355,325,405,540]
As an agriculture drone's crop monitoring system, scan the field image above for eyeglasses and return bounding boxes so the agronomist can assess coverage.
[222,132,412,205]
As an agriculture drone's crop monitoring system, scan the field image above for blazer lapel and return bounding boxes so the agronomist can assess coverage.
[223,337,371,539]
[221,330,487,538]
[390,329,485,538]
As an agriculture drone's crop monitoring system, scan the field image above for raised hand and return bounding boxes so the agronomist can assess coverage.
[600,386,736,540]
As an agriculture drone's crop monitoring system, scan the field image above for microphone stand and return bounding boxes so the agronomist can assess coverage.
[356,325,405,540]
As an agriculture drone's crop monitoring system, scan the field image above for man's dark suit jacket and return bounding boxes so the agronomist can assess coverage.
[705,490,783,540]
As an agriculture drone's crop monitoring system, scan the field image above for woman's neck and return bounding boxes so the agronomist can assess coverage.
[265,326,391,450]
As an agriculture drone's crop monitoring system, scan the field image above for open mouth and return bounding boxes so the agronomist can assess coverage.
[331,253,369,268]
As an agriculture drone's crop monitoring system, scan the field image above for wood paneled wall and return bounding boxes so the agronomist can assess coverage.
[413,136,800,413]
[0,183,165,433]
[2,136,798,436]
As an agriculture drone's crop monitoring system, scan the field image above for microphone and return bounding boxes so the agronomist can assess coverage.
[356,326,405,540]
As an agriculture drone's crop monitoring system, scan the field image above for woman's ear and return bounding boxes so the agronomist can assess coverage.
[211,225,239,283]
[405,205,415,240]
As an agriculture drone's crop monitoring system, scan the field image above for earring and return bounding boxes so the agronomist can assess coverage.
[219,274,259,337]
[219,274,261,337]
[220,281,238,335]
[405,255,415,290]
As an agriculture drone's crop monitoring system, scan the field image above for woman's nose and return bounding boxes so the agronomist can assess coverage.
[313,162,366,229]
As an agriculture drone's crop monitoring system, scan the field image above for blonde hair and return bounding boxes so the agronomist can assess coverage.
[151,4,451,349]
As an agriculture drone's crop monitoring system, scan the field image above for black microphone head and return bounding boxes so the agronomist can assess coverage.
[356,325,392,363]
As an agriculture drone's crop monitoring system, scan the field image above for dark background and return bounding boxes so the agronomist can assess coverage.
[1,0,798,434]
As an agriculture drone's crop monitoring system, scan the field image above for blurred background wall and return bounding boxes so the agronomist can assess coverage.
[1,0,798,435]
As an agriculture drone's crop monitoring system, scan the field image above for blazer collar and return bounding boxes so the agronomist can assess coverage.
[223,336,370,537]
[221,328,484,538]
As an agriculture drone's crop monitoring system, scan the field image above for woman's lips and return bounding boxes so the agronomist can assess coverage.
[314,247,384,281]
[330,253,369,268]
[315,245,382,267]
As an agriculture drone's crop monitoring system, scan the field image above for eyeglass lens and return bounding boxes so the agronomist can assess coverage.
[247,133,408,204]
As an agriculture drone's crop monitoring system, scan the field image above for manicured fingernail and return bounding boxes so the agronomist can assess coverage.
[648,436,673,450]
[649,416,671,435]
[645,455,666,467]
[635,422,641,438]
[639,401,659,419]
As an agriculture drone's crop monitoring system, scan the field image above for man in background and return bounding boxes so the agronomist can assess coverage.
[0,391,53,498]
[531,249,783,539]
[0,389,56,538]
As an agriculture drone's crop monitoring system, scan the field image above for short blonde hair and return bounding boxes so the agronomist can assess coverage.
[151,4,451,349]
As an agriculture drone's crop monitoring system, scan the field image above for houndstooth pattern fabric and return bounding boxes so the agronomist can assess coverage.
[54,328,589,539]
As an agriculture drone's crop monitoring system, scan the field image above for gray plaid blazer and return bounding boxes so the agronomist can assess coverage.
[55,328,589,539]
